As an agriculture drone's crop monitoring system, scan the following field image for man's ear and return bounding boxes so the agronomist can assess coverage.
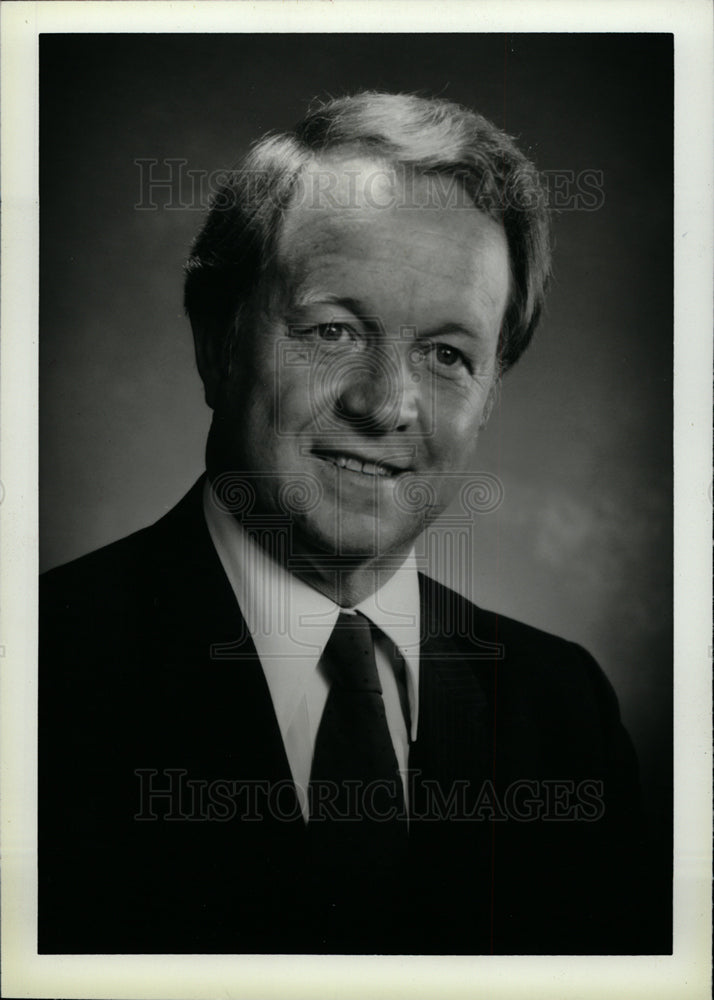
[190,317,225,410]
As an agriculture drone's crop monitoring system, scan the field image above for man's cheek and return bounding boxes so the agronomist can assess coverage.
[272,368,317,433]
[435,411,481,462]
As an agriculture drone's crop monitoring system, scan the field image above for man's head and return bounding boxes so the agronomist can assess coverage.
[185,92,550,575]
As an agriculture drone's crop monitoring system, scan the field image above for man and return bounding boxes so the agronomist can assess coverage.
[40,92,663,955]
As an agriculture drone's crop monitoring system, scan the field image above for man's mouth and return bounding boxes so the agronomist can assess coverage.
[311,449,410,479]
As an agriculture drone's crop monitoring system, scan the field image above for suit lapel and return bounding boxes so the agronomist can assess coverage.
[147,477,304,826]
[409,573,497,791]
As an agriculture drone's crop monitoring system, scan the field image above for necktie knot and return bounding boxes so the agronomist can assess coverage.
[322,611,382,693]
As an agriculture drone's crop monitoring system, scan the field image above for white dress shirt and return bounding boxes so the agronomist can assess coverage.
[203,480,421,822]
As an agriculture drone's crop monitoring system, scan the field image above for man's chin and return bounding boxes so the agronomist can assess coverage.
[289,514,419,567]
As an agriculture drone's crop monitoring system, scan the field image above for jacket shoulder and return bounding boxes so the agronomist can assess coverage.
[418,572,622,722]
[42,522,156,593]
[40,478,206,610]
[419,571,583,652]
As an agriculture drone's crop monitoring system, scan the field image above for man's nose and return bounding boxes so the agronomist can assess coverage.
[331,345,418,433]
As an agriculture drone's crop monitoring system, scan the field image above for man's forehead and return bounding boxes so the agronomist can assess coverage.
[277,156,509,287]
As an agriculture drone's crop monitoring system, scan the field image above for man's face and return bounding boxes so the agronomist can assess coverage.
[207,159,510,564]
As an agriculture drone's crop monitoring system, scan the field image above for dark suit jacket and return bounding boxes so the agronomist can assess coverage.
[39,478,670,954]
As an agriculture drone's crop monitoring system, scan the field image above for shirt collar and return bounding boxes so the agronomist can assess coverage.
[354,563,420,742]
[202,479,420,742]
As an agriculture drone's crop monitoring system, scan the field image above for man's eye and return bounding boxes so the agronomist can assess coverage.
[434,344,461,367]
[287,321,358,343]
[409,342,469,373]
[316,322,355,342]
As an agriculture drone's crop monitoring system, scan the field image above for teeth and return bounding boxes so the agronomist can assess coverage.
[324,454,394,477]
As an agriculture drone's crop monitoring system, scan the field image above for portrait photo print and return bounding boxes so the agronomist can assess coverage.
[38,32,673,956]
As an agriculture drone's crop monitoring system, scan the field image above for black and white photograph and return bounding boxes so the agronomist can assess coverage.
[1,2,711,999]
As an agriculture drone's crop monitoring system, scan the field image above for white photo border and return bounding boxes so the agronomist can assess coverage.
[1,2,711,998]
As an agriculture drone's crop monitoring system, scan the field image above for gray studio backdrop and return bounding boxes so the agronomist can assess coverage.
[40,34,672,859]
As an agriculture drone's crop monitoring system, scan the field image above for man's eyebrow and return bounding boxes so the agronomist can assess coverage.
[420,321,483,341]
[289,292,384,332]
[290,291,367,317]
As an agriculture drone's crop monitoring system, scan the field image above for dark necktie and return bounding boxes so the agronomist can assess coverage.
[305,610,409,950]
